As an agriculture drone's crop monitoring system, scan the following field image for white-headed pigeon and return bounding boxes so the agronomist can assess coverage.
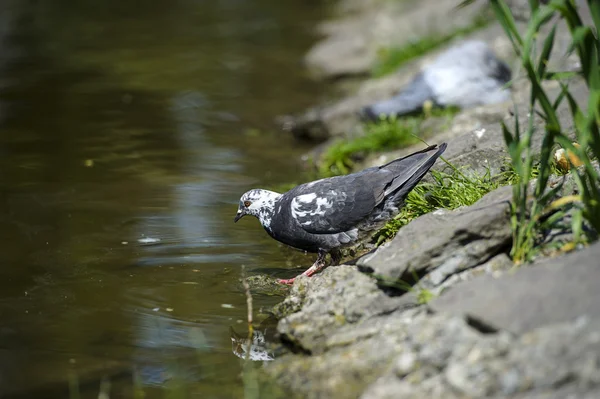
[234,143,447,284]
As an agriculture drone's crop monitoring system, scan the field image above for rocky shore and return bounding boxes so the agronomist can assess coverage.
[250,0,600,398]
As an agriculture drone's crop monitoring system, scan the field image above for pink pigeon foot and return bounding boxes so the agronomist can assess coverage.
[277,252,327,285]
[278,277,296,285]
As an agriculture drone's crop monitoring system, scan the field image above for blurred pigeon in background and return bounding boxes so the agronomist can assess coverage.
[361,40,511,120]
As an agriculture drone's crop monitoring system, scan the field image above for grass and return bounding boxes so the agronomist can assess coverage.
[318,107,460,178]
[372,15,491,77]
[319,117,421,177]
[373,163,503,245]
[372,154,576,247]
[469,0,600,264]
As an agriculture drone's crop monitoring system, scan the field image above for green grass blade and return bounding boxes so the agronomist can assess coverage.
[528,0,541,11]
[490,0,525,51]
[545,71,580,80]
[456,0,478,9]
[553,82,569,110]
[567,26,593,56]
[572,208,583,243]
[589,0,600,53]
[538,24,557,78]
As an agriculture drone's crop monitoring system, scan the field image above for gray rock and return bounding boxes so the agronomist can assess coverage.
[427,252,514,295]
[362,41,511,120]
[287,3,587,143]
[284,24,513,142]
[272,265,419,353]
[267,307,600,399]
[357,185,513,285]
[507,386,600,399]
[360,317,600,399]
[431,240,600,334]
[264,311,452,399]
[304,0,491,80]
[362,77,589,179]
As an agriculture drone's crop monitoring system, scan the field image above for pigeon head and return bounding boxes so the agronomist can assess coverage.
[234,189,281,227]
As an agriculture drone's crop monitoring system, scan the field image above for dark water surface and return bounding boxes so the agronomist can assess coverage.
[0,1,326,397]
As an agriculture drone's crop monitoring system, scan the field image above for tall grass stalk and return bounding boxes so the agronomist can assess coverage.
[482,0,600,263]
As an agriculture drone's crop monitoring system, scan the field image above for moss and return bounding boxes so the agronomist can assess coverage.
[242,275,290,296]
[271,297,302,319]
[334,313,347,325]
[372,15,491,77]
[416,288,435,305]
[319,117,420,177]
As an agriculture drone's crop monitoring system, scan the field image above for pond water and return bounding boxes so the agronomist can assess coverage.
[0,1,327,397]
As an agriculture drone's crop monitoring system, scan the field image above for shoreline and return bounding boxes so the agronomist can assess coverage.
[252,0,600,398]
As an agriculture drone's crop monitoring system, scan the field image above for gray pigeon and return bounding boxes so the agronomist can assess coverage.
[234,143,447,284]
[362,40,511,120]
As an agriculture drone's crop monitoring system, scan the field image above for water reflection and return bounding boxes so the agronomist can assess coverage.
[0,0,324,397]
[229,316,277,362]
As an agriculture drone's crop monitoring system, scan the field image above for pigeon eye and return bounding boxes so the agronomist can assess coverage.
[243,201,251,207]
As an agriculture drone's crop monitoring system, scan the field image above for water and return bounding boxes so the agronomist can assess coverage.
[0,1,327,397]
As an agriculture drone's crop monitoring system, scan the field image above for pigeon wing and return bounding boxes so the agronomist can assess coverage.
[285,171,390,234]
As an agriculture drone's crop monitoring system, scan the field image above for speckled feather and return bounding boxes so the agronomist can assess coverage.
[248,143,447,253]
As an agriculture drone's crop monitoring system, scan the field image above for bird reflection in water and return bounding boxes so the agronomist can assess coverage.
[229,316,278,361]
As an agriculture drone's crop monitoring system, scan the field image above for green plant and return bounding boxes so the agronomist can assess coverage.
[373,163,502,244]
[318,107,460,178]
[319,116,421,177]
[478,0,600,263]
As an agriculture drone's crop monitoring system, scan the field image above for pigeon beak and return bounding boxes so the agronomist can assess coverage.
[234,211,244,223]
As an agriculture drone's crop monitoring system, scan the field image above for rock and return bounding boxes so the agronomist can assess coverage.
[285,23,513,141]
[357,185,513,285]
[304,0,491,80]
[361,316,600,399]
[430,240,600,334]
[362,77,589,178]
[362,41,511,120]
[426,252,514,295]
[242,274,290,297]
[281,69,415,141]
[286,0,588,143]
[272,265,419,353]
[264,310,430,399]
[266,308,600,398]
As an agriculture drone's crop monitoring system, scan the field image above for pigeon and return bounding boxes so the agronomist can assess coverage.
[361,41,511,120]
[234,143,447,284]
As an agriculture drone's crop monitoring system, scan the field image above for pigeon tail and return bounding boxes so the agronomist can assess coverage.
[382,143,447,203]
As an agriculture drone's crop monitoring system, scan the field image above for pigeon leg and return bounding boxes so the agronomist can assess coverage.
[278,250,328,285]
